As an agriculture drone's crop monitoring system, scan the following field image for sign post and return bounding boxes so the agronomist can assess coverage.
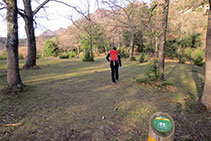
[148,112,175,141]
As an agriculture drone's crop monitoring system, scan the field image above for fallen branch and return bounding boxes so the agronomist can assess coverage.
[0,123,22,127]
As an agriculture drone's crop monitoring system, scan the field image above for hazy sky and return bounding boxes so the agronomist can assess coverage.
[0,0,152,38]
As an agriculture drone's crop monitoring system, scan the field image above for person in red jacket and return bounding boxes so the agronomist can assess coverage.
[106,47,122,83]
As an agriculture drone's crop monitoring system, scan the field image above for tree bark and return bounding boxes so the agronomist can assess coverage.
[23,0,37,69]
[154,36,158,58]
[90,35,93,58]
[129,30,135,60]
[158,0,170,80]
[6,0,23,88]
[118,31,121,50]
[201,0,211,109]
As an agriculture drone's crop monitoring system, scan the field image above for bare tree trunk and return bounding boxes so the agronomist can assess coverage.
[154,36,158,58]
[90,36,93,58]
[77,46,80,58]
[23,0,37,69]
[129,30,135,60]
[201,1,211,109]
[6,0,23,88]
[158,0,169,80]
[118,31,121,50]
[16,0,50,69]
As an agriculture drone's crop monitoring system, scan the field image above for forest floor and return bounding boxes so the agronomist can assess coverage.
[0,57,211,140]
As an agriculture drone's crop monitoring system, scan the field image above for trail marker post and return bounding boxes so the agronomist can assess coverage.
[148,112,175,141]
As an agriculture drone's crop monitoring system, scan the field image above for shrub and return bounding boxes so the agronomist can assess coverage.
[165,39,179,59]
[118,48,129,58]
[59,54,69,59]
[134,59,173,89]
[193,49,204,66]
[139,53,148,63]
[137,59,161,81]
[82,52,94,62]
[144,43,154,53]
[0,50,7,60]
[148,59,161,81]
[178,33,202,49]
[43,39,59,57]
[130,56,136,61]
[178,57,187,64]
[19,54,24,59]
[68,51,77,58]
[80,37,95,62]
[184,47,193,60]
[134,59,162,85]
[36,54,41,59]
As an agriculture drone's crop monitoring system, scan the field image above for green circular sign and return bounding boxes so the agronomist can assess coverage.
[153,116,172,133]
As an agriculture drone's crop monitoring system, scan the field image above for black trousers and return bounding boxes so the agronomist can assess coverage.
[110,61,119,82]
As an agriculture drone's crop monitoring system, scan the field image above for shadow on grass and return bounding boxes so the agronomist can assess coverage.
[0,58,136,140]
[0,59,210,140]
[191,66,204,101]
[173,91,210,140]
[171,65,210,140]
[165,63,179,80]
[0,59,168,140]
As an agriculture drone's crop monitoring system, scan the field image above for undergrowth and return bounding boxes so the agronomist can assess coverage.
[134,59,172,89]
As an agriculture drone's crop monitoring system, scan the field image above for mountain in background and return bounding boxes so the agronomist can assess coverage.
[52,0,209,51]
[39,28,65,38]
[0,0,209,54]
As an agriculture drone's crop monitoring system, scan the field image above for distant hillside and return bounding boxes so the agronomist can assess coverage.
[55,8,124,50]
[30,0,211,52]
[39,28,65,38]
[168,0,208,43]
[53,0,208,51]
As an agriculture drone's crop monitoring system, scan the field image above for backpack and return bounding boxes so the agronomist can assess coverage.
[110,50,119,61]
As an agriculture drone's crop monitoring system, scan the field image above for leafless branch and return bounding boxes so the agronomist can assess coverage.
[17,8,25,18]
[0,0,6,11]
[102,0,129,25]
[1,0,6,4]
[69,16,84,32]
[95,0,100,9]
[143,3,158,29]
[87,0,90,16]
[33,0,50,15]
[69,17,83,40]
[34,20,48,32]
[34,19,38,29]
[33,0,41,5]
[0,6,6,10]
[51,0,90,21]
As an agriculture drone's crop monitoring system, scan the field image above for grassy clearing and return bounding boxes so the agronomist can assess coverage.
[0,57,210,140]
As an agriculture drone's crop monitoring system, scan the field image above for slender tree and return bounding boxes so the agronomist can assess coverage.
[201,0,211,109]
[18,0,50,69]
[54,0,96,61]
[103,0,137,59]
[103,0,153,59]
[158,0,169,80]
[5,0,23,88]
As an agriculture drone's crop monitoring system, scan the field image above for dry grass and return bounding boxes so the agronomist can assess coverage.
[0,57,210,140]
